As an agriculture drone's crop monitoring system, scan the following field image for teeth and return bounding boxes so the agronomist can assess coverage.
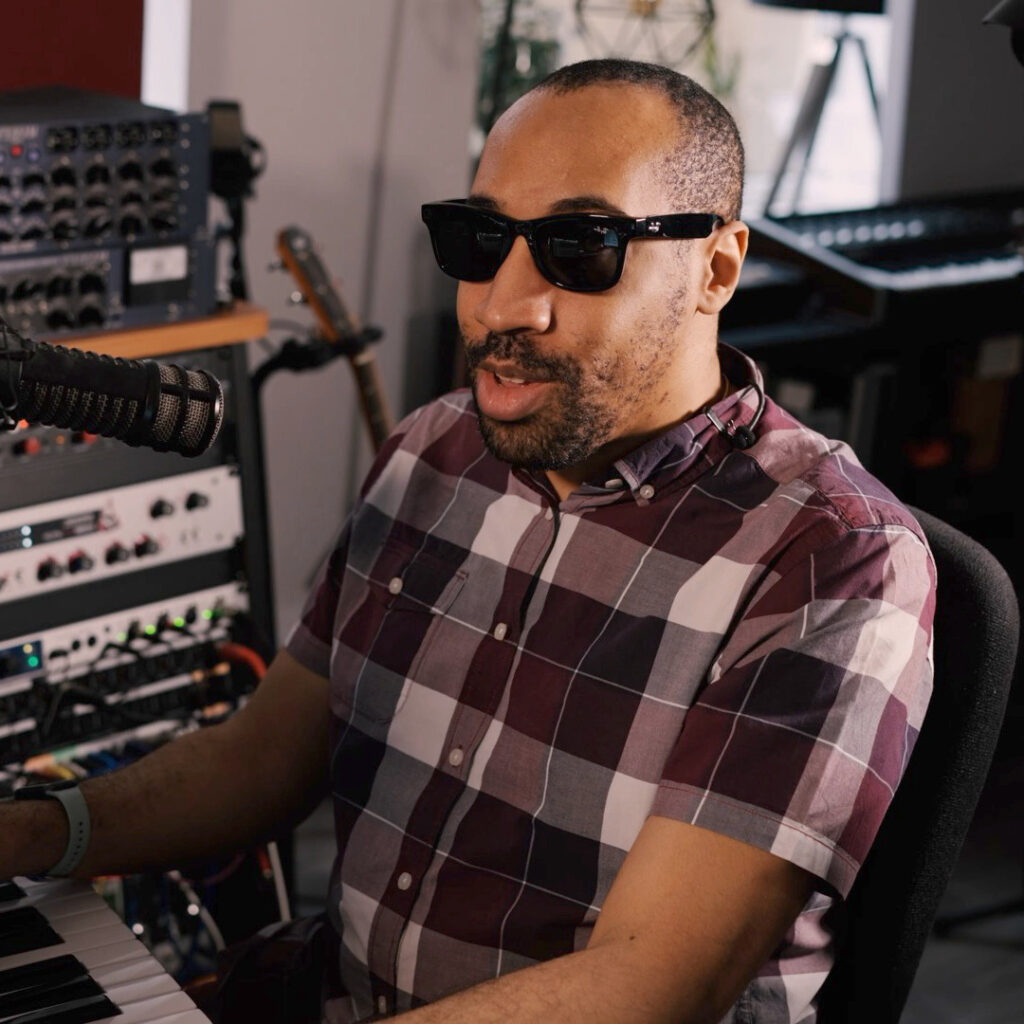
[495,373,528,385]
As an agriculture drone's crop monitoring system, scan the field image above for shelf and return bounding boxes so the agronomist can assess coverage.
[53,303,269,360]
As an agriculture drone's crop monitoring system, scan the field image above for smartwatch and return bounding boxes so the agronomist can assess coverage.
[14,779,92,877]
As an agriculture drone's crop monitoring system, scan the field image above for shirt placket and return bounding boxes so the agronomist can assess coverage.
[367,496,559,1009]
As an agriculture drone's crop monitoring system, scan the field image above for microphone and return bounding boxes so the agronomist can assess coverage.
[0,319,225,458]
[707,381,766,451]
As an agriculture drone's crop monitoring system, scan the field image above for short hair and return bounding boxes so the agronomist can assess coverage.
[531,59,745,222]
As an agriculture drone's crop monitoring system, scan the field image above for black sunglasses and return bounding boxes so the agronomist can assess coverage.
[421,200,723,293]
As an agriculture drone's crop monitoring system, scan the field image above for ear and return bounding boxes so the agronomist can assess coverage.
[696,220,749,316]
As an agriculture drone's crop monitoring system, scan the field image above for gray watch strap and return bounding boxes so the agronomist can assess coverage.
[46,784,91,877]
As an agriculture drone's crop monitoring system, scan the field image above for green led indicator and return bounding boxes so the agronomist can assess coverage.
[116,632,127,642]
[27,656,40,668]
[173,617,185,628]
[144,624,157,636]
[202,609,213,620]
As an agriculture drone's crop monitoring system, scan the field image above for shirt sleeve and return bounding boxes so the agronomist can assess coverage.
[283,518,352,679]
[651,522,936,899]
[282,404,426,678]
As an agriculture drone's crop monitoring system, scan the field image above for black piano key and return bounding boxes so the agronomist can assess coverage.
[0,885,24,905]
[0,908,61,959]
[0,975,105,1017]
[1,991,121,1024]
[0,954,86,999]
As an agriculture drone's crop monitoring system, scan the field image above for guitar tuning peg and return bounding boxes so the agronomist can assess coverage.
[267,259,285,272]
[288,290,307,305]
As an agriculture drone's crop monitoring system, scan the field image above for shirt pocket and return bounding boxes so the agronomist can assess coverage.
[333,537,468,724]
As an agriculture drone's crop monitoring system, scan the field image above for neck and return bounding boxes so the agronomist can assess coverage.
[545,348,725,501]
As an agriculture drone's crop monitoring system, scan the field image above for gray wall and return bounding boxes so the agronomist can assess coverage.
[188,0,479,642]
[882,0,1024,200]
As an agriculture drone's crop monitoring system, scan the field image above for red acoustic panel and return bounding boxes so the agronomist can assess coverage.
[0,0,144,98]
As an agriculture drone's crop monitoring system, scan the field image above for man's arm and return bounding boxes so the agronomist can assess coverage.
[397,814,815,1024]
[0,649,330,880]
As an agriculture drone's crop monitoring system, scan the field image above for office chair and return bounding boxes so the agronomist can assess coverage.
[816,506,1019,1023]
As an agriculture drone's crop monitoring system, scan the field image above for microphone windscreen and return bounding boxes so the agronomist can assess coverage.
[150,363,225,455]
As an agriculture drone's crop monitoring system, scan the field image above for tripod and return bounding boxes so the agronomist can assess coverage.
[763,16,880,217]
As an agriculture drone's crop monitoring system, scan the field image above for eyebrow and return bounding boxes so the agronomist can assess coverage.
[465,193,631,218]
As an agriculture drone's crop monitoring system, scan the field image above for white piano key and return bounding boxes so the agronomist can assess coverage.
[91,988,208,1023]
[0,920,146,970]
[4,878,211,1021]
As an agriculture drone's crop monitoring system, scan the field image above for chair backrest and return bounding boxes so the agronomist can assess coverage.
[817,506,1019,1023]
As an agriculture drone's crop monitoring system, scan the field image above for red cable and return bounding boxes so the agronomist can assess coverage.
[215,642,268,680]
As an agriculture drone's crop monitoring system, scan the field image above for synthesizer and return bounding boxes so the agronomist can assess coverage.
[730,189,1024,344]
[0,876,208,1022]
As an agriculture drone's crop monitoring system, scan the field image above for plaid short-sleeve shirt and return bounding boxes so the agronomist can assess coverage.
[286,345,935,1023]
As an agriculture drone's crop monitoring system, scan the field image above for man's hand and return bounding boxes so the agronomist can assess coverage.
[396,815,815,1023]
[0,650,330,881]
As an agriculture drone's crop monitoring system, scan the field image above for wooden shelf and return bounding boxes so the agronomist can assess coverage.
[55,303,269,360]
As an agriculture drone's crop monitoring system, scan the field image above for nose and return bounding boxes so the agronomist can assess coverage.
[469,235,553,336]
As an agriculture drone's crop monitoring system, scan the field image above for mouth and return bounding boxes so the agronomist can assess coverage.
[477,361,553,386]
[473,362,556,421]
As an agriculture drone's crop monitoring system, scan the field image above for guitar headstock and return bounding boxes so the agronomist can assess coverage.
[275,226,359,346]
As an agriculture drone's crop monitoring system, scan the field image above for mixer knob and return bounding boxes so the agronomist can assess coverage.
[68,552,95,574]
[134,536,160,557]
[105,543,131,565]
[37,558,64,581]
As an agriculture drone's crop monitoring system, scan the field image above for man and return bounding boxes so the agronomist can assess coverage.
[1,60,934,1023]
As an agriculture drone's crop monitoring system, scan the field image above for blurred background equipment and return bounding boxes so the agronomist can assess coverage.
[574,0,717,68]
[750,0,885,216]
[0,86,215,339]
[478,0,563,133]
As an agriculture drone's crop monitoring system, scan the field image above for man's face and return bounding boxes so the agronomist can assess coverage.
[458,84,713,477]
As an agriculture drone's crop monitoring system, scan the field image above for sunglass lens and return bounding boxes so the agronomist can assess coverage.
[427,207,509,282]
[537,222,622,291]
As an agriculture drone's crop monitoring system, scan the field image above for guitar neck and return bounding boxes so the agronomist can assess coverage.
[275,225,396,452]
[348,348,393,452]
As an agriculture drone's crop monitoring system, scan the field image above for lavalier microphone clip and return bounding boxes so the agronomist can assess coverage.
[707,381,766,451]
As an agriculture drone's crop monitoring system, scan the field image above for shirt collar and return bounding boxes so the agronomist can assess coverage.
[514,344,764,505]
[603,344,763,494]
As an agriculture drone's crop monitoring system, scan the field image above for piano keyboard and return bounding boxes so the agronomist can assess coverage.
[0,877,209,1023]
[750,190,1024,296]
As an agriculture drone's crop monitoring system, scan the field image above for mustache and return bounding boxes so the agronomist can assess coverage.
[463,332,578,380]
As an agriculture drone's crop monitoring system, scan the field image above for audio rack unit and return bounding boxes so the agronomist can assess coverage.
[0,319,278,981]
[0,86,217,337]
[0,464,245,605]
[0,581,251,764]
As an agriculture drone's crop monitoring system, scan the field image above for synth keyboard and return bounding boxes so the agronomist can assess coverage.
[751,190,1024,294]
[730,190,1024,345]
[0,877,208,1023]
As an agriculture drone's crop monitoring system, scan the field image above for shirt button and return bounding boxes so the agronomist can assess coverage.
[378,996,388,1014]
[638,484,655,500]
[396,871,412,891]
[493,622,508,641]
[448,747,464,767]
[388,576,403,595]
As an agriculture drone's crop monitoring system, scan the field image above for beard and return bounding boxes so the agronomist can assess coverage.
[463,331,617,471]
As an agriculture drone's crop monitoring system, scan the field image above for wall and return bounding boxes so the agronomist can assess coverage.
[0,0,143,97]
[188,0,480,641]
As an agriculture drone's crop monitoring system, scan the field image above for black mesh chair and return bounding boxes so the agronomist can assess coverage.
[816,506,1019,1023]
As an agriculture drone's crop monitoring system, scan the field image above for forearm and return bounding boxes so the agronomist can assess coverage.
[1,714,325,880]
[394,940,716,1024]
